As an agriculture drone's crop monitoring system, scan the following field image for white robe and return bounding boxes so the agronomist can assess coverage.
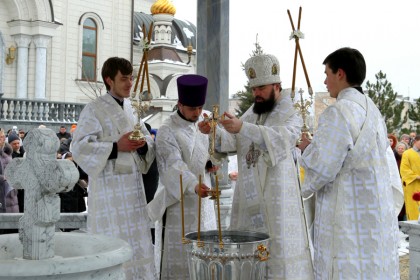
[147,111,216,280]
[71,93,156,280]
[220,92,314,279]
[300,88,401,280]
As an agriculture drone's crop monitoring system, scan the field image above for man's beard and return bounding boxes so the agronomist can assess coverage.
[253,88,276,114]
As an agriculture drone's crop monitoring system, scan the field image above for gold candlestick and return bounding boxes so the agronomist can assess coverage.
[215,175,224,249]
[294,88,313,144]
[180,174,189,244]
[205,105,220,161]
[197,174,204,248]
[129,23,153,140]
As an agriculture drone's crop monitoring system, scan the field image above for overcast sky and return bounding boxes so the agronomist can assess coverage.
[172,0,420,99]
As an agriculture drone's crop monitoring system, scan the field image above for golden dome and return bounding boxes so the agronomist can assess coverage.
[151,0,176,15]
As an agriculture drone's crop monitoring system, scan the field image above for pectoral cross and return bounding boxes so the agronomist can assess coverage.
[246,142,261,168]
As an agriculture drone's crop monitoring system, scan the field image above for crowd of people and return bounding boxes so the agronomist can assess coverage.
[0,124,87,218]
[0,48,413,280]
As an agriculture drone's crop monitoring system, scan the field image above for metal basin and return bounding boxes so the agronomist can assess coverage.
[184,230,270,280]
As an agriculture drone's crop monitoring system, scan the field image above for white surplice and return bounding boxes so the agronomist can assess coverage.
[146,111,216,280]
[219,92,314,279]
[300,88,401,280]
[71,93,156,280]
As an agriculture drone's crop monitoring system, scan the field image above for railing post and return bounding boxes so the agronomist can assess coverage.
[0,99,5,120]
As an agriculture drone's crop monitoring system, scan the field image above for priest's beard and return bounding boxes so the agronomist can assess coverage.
[253,88,276,114]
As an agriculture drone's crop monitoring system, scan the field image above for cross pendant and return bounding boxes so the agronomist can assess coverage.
[246,142,261,169]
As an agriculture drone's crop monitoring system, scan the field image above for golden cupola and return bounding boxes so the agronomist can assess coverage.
[151,0,176,46]
[151,0,176,16]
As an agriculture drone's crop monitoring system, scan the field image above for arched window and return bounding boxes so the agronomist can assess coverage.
[82,18,97,81]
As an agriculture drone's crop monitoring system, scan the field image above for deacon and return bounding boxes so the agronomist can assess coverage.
[71,57,156,279]
[199,54,314,279]
[298,47,402,279]
[147,74,217,280]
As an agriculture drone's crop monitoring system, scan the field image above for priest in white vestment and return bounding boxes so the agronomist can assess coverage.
[199,54,314,279]
[299,48,402,280]
[71,57,156,280]
[147,74,217,280]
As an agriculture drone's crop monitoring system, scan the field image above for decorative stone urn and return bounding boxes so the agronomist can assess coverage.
[0,128,132,279]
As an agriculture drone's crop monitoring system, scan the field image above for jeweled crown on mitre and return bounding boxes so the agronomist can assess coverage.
[245,54,281,88]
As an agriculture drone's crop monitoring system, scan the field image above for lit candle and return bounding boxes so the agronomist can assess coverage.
[180,174,185,241]
[215,175,222,246]
[197,174,202,242]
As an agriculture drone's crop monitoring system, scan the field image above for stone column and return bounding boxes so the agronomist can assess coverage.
[197,0,231,229]
[196,0,229,112]
[33,35,51,100]
[14,35,32,99]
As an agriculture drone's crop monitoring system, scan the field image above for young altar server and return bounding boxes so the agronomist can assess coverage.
[199,54,314,279]
[72,57,156,279]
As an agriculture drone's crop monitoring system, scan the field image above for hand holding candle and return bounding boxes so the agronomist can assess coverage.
[195,183,210,198]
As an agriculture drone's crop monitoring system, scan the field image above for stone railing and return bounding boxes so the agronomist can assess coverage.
[0,213,87,231]
[0,98,85,124]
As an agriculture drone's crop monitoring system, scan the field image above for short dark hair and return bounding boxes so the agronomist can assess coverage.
[101,57,133,91]
[323,47,366,86]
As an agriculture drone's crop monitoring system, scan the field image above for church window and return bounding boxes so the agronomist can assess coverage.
[82,18,97,81]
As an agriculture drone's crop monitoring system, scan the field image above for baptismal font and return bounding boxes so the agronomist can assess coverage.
[179,170,269,279]
[178,107,270,279]
[129,23,153,140]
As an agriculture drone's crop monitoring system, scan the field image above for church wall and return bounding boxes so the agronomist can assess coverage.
[0,1,17,98]
[48,0,133,103]
[0,0,133,103]
[135,0,153,13]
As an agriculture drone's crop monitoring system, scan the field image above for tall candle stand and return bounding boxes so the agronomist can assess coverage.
[294,88,313,144]
[129,23,153,140]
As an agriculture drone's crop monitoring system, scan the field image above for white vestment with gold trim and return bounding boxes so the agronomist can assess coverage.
[147,111,216,280]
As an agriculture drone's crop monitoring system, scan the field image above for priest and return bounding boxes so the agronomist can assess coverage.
[199,54,314,279]
[147,74,217,280]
